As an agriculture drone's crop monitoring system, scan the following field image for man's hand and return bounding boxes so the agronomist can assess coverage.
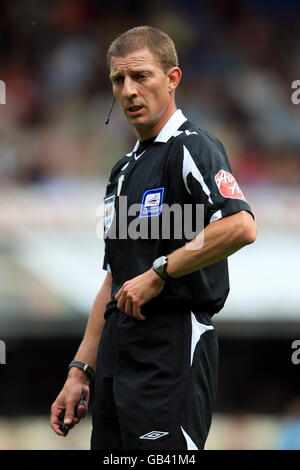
[115,268,165,320]
[50,372,90,436]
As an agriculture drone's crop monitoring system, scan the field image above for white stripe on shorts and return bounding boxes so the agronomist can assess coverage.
[190,311,214,366]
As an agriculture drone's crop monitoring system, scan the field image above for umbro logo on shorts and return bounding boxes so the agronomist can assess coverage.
[139,431,169,440]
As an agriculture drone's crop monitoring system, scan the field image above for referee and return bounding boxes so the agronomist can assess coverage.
[50,26,257,450]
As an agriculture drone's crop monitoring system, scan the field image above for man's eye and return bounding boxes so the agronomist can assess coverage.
[114,77,123,84]
[137,74,146,80]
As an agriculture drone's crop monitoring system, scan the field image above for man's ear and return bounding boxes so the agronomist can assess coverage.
[167,67,182,94]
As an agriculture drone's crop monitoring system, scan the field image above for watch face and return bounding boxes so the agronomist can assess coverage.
[154,256,166,273]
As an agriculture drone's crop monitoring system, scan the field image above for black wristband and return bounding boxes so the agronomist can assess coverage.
[68,360,95,382]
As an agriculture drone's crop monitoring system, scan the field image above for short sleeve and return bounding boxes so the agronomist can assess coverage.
[179,131,254,225]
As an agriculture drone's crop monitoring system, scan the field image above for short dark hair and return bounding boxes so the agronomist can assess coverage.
[107,26,178,74]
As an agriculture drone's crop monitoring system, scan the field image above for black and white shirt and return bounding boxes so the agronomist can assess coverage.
[102,109,254,317]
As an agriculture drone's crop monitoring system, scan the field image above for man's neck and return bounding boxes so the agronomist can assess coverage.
[135,103,177,141]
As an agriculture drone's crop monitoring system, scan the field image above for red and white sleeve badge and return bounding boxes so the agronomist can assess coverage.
[214,169,247,201]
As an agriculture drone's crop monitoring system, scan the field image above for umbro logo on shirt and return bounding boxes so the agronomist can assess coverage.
[139,431,169,440]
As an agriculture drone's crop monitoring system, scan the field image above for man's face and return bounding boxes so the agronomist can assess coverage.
[110,48,172,131]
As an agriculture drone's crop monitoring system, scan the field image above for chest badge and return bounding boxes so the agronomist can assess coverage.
[139,187,165,218]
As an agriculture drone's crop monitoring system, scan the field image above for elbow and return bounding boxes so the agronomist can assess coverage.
[243,224,257,245]
[240,216,257,245]
[237,212,258,246]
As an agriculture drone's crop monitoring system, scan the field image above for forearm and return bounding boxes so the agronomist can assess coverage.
[70,273,112,374]
[166,211,256,278]
[50,273,112,435]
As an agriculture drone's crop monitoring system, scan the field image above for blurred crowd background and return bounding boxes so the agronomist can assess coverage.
[0,0,299,450]
[0,0,300,185]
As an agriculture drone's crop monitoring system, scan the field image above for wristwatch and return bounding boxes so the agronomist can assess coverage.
[152,256,174,281]
[68,360,95,382]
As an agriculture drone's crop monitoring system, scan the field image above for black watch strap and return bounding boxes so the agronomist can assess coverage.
[68,360,95,382]
[153,266,173,282]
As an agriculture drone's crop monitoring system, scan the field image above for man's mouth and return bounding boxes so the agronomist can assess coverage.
[127,105,143,113]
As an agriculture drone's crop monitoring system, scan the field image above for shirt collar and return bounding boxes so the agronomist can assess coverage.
[130,109,187,153]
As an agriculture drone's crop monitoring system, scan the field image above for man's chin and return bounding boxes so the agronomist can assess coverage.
[126,115,147,128]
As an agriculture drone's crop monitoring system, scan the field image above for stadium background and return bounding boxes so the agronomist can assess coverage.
[0,0,299,450]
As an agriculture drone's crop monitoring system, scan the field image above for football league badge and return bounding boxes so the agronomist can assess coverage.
[139,187,165,218]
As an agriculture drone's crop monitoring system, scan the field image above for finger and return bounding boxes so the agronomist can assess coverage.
[125,297,133,316]
[132,301,146,321]
[50,406,67,436]
[52,423,66,436]
[132,301,141,319]
[76,398,88,420]
[117,292,126,312]
[63,400,78,426]
[77,391,89,419]
[138,311,146,321]
[76,404,87,420]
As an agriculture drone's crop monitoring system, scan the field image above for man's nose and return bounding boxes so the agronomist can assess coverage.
[122,77,137,98]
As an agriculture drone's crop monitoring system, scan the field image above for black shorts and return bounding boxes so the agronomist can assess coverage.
[91,306,218,450]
